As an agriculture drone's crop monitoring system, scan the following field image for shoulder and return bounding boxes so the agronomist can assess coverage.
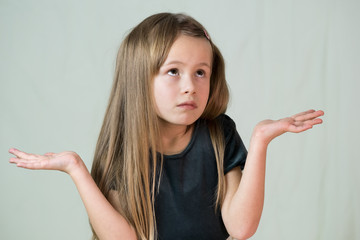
[214,113,236,126]
[213,114,238,141]
[200,114,239,142]
[213,114,247,172]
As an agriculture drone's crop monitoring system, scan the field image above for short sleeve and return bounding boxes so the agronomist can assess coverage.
[218,114,248,174]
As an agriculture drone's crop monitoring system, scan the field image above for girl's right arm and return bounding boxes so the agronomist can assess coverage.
[9,149,137,240]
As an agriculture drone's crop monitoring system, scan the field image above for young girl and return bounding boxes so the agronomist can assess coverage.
[9,13,324,240]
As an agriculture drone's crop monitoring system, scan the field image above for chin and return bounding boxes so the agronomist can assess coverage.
[177,115,201,126]
[159,114,200,127]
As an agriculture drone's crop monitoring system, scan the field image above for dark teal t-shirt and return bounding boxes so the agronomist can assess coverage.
[155,114,247,240]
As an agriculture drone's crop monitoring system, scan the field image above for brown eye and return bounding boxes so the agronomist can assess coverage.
[168,69,179,76]
[196,70,205,78]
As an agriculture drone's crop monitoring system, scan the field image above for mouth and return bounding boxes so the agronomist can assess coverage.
[177,101,198,110]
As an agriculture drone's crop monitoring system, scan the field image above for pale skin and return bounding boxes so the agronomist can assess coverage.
[9,34,324,239]
[220,109,324,239]
[8,109,324,240]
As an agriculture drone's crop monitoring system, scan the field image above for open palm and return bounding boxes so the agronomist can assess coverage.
[253,109,324,144]
[9,149,81,174]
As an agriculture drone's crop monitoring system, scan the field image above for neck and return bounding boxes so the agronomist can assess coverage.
[158,120,194,155]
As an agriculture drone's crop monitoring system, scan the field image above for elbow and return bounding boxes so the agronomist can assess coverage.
[230,231,256,240]
[227,221,259,240]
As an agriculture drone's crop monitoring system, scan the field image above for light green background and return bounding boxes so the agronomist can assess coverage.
[1,0,359,239]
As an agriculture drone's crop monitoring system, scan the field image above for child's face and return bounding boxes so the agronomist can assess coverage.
[153,34,212,128]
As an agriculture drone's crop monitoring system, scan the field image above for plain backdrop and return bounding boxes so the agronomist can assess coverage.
[1,0,359,239]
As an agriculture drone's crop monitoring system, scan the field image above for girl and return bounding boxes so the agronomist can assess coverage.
[9,13,324,240]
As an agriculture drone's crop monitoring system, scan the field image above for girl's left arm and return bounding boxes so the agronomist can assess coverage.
[221,109,324,240]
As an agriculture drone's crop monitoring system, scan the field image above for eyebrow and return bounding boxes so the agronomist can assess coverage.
[163,60,211,69]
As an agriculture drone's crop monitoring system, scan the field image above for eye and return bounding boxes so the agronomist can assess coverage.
[195,70,206,78]
[167,68,179,76]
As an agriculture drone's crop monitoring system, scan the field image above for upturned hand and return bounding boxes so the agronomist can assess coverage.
[9,148,83,175]
[252,109,324,145]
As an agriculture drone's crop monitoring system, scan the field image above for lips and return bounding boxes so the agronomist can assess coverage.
[177,101,198,110]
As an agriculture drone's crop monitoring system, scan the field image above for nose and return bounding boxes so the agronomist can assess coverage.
[182,75,196,95]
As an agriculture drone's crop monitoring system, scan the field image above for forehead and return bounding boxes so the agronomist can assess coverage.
[163,35,213,67]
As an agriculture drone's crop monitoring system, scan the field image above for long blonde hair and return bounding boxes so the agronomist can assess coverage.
[91,13,229,240]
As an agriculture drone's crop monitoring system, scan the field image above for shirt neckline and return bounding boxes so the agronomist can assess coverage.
[162,120,200,160]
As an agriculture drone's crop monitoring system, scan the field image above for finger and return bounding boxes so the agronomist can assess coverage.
[16,161,46,170]
[9,157,21,164]
[293,110,324,121]
[44,152,55,156]
[292,109,316,118]
[290,117,323,132]
[288,123,313,133]
[9,157,37,163]
[303,118,323,127]
[9,155,49,166]
[9,158,41,167]
[8,148,40,160]
[10,158,50,170]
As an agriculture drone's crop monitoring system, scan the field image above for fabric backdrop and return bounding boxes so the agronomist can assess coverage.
[1,0,359,239]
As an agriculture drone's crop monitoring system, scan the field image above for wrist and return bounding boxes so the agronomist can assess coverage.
[66,153,87,177]
[249,136,269,153]
[250,128,271,147]
[251,120,286,146]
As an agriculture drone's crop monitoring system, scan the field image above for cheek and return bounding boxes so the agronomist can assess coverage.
[202,83,211,109]
[199,81,210,100]
[155,83,168,98]
[153,81,175,110]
